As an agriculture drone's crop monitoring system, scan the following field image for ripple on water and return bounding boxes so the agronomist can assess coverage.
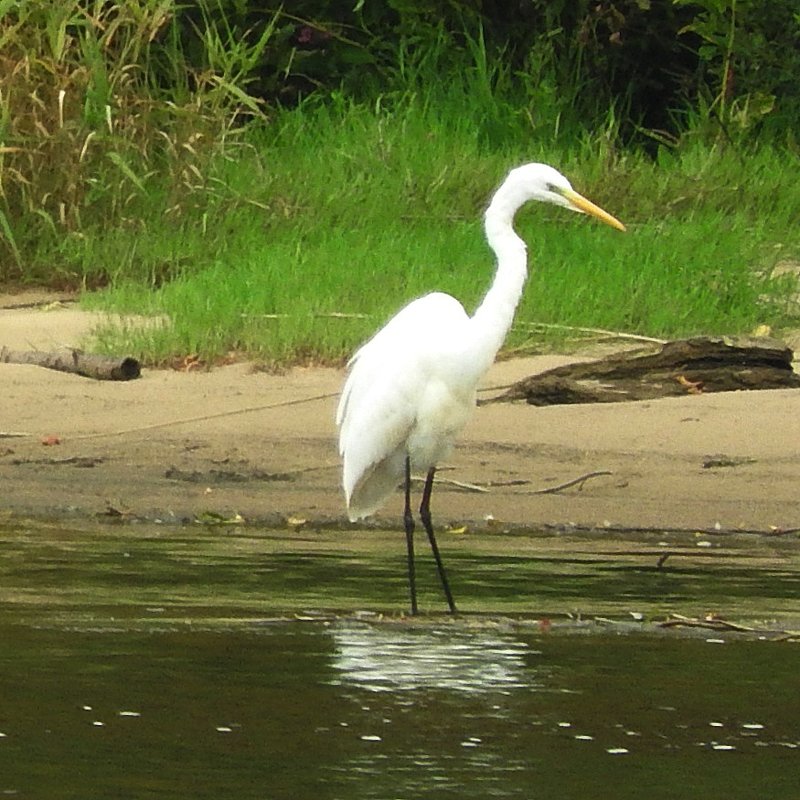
[329,622,543,694]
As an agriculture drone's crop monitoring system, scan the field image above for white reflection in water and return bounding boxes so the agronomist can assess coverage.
[330,623,539,693]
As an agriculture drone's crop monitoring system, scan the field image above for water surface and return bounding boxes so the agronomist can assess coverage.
[0,521,798,798]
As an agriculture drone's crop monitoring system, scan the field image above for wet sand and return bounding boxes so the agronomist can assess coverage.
[3,292,800,536]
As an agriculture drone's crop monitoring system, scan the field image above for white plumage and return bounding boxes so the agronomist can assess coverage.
[336,163,625,612]
[336,291,473,519]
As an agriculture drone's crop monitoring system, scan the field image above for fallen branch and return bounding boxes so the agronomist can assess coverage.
[0,347,140,381]
[491,335,800,406]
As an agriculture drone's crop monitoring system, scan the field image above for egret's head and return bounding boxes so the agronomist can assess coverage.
[509,163,626,232]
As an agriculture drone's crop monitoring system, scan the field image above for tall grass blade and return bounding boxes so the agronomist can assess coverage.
[0,207,22,268]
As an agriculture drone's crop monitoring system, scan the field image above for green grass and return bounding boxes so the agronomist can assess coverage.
[1,2,797,365]
[79,98,800,366]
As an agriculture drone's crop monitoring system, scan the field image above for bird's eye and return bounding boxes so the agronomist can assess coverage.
[545,182,558,193]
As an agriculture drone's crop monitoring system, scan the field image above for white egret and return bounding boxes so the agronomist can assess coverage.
[336,163,625,614]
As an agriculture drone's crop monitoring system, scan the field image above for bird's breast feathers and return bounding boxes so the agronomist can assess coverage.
[406,377,475,469]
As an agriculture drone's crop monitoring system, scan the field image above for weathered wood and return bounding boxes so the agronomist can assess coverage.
[490,336,800,406]
[0,347,140,381]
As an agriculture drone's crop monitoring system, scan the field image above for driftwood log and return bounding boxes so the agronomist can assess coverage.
[0,347,140,381]
[490,336,800,406]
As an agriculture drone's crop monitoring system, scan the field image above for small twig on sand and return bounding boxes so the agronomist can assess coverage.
[477,381,515,395]
[412,470,611,495]
[411,475,490,493]
[527,470,613,495]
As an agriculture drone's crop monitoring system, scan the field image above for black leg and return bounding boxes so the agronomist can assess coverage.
[403,456,418,615]
[420,468,457,614]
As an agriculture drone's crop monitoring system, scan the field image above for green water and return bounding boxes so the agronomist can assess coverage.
[0,521,798,798]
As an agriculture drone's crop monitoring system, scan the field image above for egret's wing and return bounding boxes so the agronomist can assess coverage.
[336,292,468,519]
[338,370,415,519]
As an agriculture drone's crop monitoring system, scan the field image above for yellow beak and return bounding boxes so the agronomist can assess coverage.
[562,188,626,232]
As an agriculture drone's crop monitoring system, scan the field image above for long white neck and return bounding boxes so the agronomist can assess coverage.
[462,177,530,381]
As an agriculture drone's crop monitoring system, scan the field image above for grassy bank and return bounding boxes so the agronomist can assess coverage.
[1,3,798,365]
[80,98,800,366]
